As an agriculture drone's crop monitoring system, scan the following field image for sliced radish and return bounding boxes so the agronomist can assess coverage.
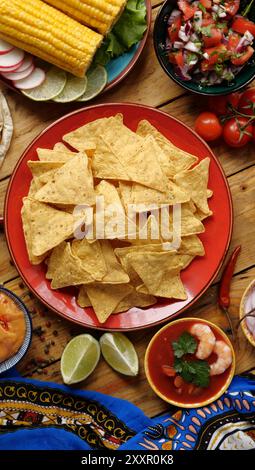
[13,67,45,90]
[2,63,34,81]
[13,55,33,73]
[0,59,24,73]
[0,48,24,69]
[0,39,14,55]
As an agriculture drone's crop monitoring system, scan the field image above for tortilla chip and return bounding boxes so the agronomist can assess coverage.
[53,142,74,152]
[127,251,187,299]
[37,148,76,162]
[27,160,64,178]
[77,286,92,308]
[131,179,189,210]
[137,120,198,176]
[35,153,96,206]
[174,158,210,214]
[85,283,133,323]
[195,208,213,221]
[47,242,94,289]
[23,197,75,256]
[113,288,157,313]
[119,181,132,214]
[27,177,44,198]
[63,114,123,155]
[21,198,48,265]
[100,240,130,284]
[71,238,107,280]
[93,136,169,193]
[161,204,205,239]
[179,235,205,256]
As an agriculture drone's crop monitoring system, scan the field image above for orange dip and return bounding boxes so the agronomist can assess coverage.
[0,292,26,362]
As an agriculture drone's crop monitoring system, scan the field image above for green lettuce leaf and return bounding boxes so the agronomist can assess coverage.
[94,0,147,66]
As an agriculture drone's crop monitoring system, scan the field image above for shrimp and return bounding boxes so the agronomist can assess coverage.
[190,323,216,359]
[210,340,233,376]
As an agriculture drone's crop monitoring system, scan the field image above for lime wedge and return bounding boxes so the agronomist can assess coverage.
[61,334,100,385]
[77,65,107,102]
[53,74,87,103]
[22,66,66,101]
[100,333,139,376]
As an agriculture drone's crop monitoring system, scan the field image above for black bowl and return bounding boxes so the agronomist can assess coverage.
[154,0,255,96]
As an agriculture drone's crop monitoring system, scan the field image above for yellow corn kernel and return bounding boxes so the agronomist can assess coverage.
[0,0,103,77]
[44,0,128,35]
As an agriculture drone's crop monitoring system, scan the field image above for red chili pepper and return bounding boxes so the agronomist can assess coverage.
[218,245,241,310]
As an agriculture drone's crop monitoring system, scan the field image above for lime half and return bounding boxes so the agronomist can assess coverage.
[22,67,66,101]
[53,74,87,103]
[78,65,107,102]
[100,333,139,376]
[61,334,100,385]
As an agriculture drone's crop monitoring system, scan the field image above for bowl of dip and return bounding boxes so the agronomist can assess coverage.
[0,286,32,374]
[240,278,255,348]
[145,317,235,408]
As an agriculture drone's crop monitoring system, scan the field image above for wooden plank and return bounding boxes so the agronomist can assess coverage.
[160,91,255,178]
[0,178,8,217]
[6,264,254,418]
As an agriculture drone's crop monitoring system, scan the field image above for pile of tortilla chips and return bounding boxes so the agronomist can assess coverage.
[21,114,213,324]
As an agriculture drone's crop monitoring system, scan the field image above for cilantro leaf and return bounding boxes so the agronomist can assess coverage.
[172,332,197,358]
[174,358,210,388]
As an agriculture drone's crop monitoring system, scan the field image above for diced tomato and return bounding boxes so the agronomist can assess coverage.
[225,0,240,16]
[201,44,228,71]
[203,28,223,47]
[200,0,212,8]
[161,365,176,377]
[202,13,215,27]
[177,0,197,20]
[232,17,255,37]
[231,46,254,65]
[169,50,184,67]
[167,16,182,43]
[227,32,240,52]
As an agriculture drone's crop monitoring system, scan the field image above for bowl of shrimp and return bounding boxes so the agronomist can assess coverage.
[145,317,235,408]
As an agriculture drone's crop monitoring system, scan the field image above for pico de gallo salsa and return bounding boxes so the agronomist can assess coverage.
[166,0,255,85]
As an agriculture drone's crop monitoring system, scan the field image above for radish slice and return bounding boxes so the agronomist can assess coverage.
[0,59,24,72]
[13,67,45,90]
[0,39,14,55]
[2,63,34,81]
[0,48,24,68]
[13,55,33,73]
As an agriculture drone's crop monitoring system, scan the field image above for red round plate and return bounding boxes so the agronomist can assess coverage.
[4,103,233,331]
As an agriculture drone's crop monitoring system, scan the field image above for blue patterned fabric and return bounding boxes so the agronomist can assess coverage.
[0,375,254,450]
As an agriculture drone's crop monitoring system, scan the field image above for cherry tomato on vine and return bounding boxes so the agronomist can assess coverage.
[195,112,223,142]
[208,93,240,116]
[223,117,253,147]
[238,88,255,116]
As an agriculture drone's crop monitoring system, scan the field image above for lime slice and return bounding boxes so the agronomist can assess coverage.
[53,74,87,103]
[22,66,66,101]
[61,334,100,385]
[100,333,139,376]
[77,65,107,102]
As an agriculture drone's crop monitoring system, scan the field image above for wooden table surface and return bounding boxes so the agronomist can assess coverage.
[0,0,255,419]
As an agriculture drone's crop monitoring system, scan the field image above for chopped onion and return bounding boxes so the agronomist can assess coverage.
[176,65,192,80]
[184,41,201,53]
[194,10,202,30]
[168,9,181,26]
[203,52,209,59]
[173,41,185,49]
[212,4,219,12]
[236,30,254,53]
[178,24,191,42]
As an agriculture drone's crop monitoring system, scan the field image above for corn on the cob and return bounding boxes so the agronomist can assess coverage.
[0,0,103,77]
[44,0,128,35]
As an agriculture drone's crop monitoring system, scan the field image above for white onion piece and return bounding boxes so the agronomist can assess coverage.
[184,41,201,52]
[168,9,181,26]
[194,11,202,30]
[173,41,185,49]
